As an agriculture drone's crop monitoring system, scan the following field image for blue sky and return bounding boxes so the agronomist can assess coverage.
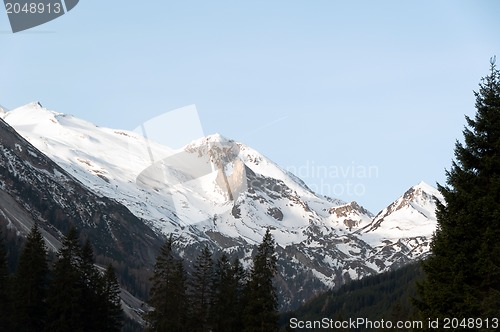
[1,1,500,212]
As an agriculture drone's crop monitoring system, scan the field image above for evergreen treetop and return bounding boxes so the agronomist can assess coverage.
[13,224,49,332]
[244,228,279,332]
[146,235,188,332]
[102,264,124,332]
[46,227,124,332]
[0,228,11,332]
[416,57,500,321]
[188,245,214,332]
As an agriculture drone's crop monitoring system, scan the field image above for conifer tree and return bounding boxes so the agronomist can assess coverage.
[211,254,232,331]
[102,264,123,332]
[79,239,107,331]
[0,228,12,332]
[416,58,500,320]
[212,254,246,332]
[188,246,214,332]
[146,236,188,332]
[244,228,279,332]
[46,227,84,332]
[13,224,49,332]
[231,257,247,330]
[46,229,123,332]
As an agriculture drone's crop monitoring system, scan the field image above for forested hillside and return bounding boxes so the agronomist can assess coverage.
[280,263,423,331]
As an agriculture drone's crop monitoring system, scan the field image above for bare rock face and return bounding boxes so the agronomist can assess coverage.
[329,201,374,230]
[214,146,247,201]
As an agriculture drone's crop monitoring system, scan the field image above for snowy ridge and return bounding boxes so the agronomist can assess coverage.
[1,103,354,245]
[361,181,442,239]
[359,181,444,267]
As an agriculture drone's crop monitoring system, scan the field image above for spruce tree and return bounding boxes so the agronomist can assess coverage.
[146,236,188,332]
[230,257,247,330]
[244,228,279,332]
[13,224,49,332]
[46,230,123,332]
[212,254,246,332]
[0,228,12,332]
[211,254,232,332]
[416,58,500,321]
[46,227,84,332]
[80,239,113,331]
[188,246,214,332]
[80,239,108,331]
[102,264,123,331]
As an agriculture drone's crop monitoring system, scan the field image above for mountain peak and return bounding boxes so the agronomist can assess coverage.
[183,133,239,165]
[414,180,437,193]
[328,201,374,230]
[404,181,442,204]
[30,101,44,109]
[360,181,443,252]
[207,133,229,142]
[15,101,44,111]
[2,102,63,129]
[187,133,232,147]
[10,101,54,115]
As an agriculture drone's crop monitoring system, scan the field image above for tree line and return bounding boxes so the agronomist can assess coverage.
[0,224,123,332]
[146,228,279,332]
[280,262,423,331]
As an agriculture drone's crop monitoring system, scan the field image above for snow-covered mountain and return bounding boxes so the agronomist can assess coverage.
[359,181,444,269]
[0,102,444,309]
[0,108,164,321]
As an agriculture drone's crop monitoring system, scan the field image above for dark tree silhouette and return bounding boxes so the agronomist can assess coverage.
[12,224,49,332]
[244,228,279,332]
[146,236,188,332]
[416,57,500,321]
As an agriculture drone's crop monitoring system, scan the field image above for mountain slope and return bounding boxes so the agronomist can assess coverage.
[0,113,164,301]
[1,102,443,309]
[358,181,443,270]
[280,262,423,331]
